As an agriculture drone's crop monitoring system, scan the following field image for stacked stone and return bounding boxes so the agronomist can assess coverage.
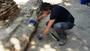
[0,0,20,26]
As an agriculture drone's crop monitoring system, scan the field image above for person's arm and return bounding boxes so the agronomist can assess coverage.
[37,11,49,21]
[43,19,55,35]
[37,15,44,21]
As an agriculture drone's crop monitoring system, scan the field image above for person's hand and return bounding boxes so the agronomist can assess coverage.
[37,33,48,40]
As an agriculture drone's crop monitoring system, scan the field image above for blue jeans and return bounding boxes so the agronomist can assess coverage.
[53,22,74,33]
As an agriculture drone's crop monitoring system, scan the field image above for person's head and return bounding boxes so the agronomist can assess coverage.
[40,2,52,16]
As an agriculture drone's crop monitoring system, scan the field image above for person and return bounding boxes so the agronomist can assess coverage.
[37,2,75,44]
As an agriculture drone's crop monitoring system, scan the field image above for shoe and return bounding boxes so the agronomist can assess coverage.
[58,32,67,46]
[58,39,67,46]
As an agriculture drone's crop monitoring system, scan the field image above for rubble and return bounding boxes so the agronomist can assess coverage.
[0,0,20,27]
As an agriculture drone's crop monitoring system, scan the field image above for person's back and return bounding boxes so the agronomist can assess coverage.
[50,5,74,25]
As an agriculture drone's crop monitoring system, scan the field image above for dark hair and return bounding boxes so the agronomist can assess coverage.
[40,2,52,11]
